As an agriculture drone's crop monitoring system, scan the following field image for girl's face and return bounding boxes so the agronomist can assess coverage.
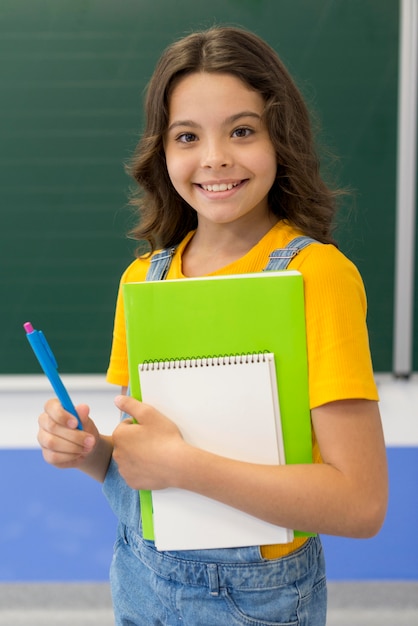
[164,72,277,230]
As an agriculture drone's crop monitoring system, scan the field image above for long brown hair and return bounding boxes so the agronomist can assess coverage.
[127,26,341,253]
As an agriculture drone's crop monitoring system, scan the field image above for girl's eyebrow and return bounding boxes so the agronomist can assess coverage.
[167,111,262,133]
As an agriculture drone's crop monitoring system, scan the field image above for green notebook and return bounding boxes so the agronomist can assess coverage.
[123,270,313,541]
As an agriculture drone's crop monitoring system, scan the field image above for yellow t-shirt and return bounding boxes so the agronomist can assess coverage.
[106,220,378,558]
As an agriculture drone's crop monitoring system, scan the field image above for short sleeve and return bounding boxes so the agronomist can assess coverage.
[292,244,379,409]
[106,258,149,386]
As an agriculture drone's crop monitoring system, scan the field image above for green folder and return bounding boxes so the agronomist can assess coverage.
[123,270,313,540]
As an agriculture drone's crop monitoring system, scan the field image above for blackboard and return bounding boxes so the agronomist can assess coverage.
[0,0,402,373]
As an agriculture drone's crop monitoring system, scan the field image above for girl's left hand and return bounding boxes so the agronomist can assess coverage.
[112,395,187,491]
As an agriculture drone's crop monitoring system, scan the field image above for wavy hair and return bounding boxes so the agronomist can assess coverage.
[127,26,341,252]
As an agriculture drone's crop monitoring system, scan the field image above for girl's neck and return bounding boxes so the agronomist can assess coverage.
[181,216,278,277]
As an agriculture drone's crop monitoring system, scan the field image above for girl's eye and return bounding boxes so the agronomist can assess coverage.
[232,127,252,138]
[177,132,197,143]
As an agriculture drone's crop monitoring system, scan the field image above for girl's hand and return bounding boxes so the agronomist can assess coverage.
[38,399,99,470]
[112,395,187,491]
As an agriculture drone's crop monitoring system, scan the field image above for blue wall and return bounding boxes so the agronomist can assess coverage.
[0,447,416,581]
[323,448,418,580]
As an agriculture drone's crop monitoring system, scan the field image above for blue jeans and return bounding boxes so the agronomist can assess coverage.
[110,523,327,625]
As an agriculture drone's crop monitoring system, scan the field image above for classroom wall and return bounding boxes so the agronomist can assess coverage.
[1,0,417,583]
[0,0,405,374]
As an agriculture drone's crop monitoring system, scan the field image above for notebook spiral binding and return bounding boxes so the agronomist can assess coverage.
[139,352,272,371]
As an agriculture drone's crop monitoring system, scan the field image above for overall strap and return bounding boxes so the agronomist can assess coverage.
[145,247,177,281]
[145,235,318,280]
[263,235,317,271]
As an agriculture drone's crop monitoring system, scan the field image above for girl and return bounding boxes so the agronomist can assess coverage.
[38,26,388,625]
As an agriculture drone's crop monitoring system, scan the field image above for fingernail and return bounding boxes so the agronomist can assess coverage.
[67,418,79,429]
[84,436,95,449]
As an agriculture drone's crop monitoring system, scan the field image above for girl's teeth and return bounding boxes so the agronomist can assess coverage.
[202,182,239,192]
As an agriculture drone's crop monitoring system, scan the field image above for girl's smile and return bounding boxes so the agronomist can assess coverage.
[197,178,247,198]
[164,72,277,231]
[199,180,244,192]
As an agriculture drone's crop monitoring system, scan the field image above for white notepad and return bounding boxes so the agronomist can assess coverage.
[138,353,293,550]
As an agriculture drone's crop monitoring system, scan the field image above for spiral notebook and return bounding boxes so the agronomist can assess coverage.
[138,352,293,550]
[124,270,313,544]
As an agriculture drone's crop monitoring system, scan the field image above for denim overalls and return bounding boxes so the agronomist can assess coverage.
[103,236,327,626]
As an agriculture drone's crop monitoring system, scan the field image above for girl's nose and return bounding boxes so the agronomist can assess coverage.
[201,140,232,169]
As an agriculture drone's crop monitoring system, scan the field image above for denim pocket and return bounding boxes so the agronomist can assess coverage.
[296,573,327,626]
[222,584,299,625]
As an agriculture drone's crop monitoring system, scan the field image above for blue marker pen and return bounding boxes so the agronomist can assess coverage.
[23,322,83,430]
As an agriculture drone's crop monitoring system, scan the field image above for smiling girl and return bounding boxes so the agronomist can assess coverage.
[37,26,388,625]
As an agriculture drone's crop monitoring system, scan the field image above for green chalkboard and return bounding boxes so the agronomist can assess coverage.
[0,0,401,374]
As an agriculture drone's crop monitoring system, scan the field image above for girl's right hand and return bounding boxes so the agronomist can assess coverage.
[37,398,99,470]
